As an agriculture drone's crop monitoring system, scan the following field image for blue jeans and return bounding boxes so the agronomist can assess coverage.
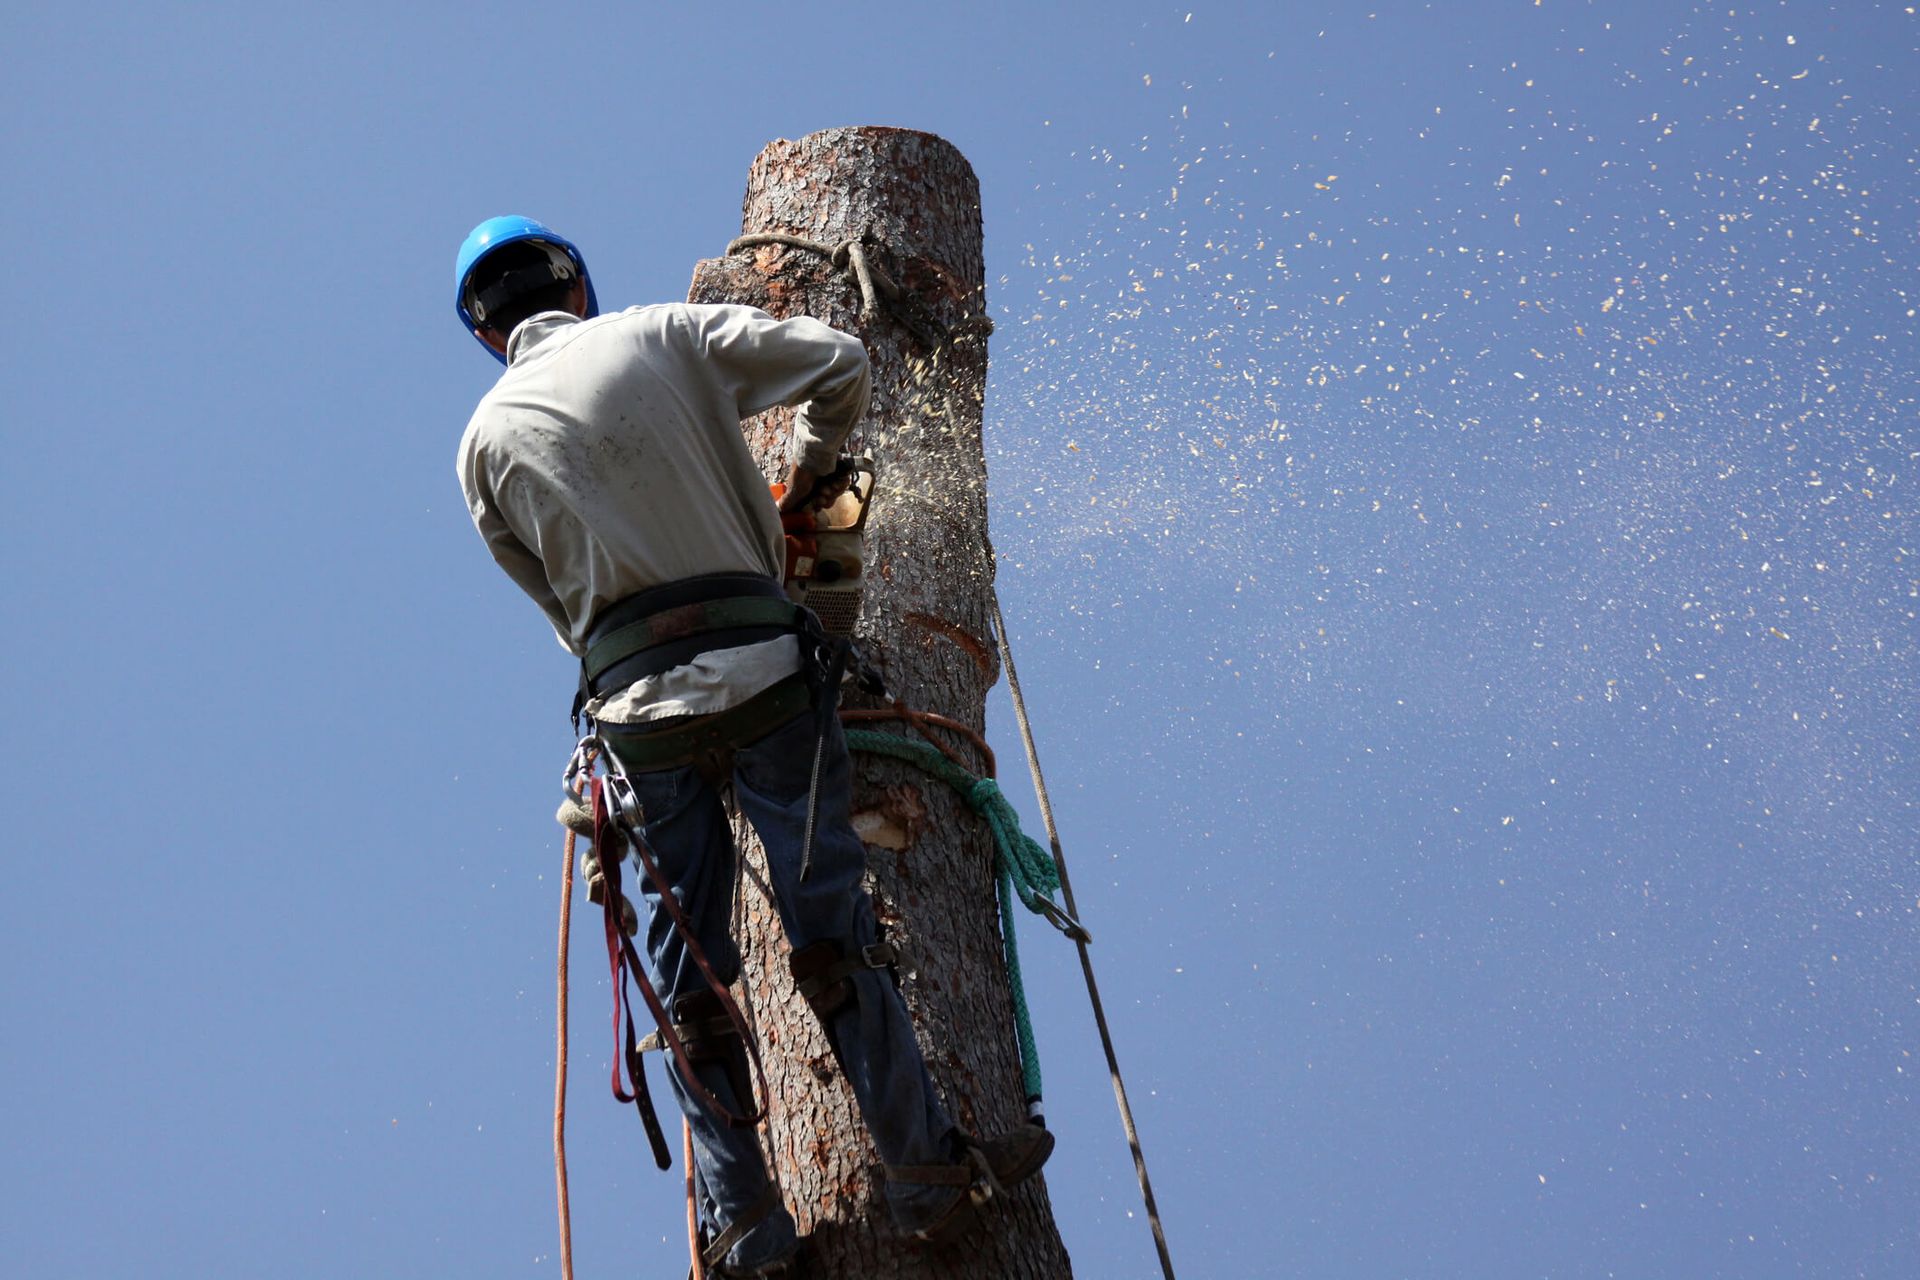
[609,708,957,1270]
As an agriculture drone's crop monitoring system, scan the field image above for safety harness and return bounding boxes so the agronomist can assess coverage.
[565,569,889,1165]
[574,572,805,733]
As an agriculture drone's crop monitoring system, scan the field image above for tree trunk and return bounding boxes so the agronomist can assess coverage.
[686,127,1073,1279]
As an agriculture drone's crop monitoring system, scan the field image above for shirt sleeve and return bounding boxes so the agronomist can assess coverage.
[680,303,871,473]
[459,434,575,650]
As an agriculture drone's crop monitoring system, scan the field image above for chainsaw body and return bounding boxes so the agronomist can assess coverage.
[772,457,875,638]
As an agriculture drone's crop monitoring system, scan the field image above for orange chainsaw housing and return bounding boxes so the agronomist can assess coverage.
[769,484,821,585]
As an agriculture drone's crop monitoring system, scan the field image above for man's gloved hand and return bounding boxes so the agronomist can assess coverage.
[579,844,639,937]
[778,458,855,514]
[556,792,595,837]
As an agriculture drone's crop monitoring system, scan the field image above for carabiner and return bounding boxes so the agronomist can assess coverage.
[1034,897,1092,945]
[563,734,604,797]
[604,772,647,832]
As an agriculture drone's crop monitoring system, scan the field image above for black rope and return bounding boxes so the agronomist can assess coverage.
[990,588,1180,1280]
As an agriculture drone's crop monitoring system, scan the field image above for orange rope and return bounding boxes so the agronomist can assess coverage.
[556,828,576,1280]
[685,1121,706,1279]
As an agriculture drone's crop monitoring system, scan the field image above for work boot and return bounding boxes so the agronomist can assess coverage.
[887,1126,1054,1249]
[970,1123,1055,1188]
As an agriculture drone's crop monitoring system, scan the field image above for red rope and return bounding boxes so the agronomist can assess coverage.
[841,703,996,776]
[591,776,769,1129]
[685,1121,706,1280]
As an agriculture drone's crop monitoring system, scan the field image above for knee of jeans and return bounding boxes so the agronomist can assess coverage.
[785,885,866,953]
[653,947,743,1005]
[798,817,872,888]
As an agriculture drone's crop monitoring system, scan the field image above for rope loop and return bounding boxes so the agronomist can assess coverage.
[723,231,986,355]
[842,723,1085,1103]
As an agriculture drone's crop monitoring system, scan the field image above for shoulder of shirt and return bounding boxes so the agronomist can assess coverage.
[573,303,723,354]
[458,304,690,460]
[508,305,689,358]
[606,302,686,326]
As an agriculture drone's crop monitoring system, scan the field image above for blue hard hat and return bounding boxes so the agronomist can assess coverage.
[454,215,599,362]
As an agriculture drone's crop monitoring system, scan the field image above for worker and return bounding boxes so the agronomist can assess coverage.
[452,217,1050,1276]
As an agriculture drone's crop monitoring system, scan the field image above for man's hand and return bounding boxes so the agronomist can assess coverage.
[778,463,819,513]
[778,459,856,514]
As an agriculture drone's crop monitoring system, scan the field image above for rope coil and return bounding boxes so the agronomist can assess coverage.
[842,727,1080,1108]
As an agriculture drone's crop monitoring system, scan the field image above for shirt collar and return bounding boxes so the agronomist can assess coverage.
[506,311,584,364]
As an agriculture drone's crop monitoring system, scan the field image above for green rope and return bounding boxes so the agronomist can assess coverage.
[844,728,1063,1103]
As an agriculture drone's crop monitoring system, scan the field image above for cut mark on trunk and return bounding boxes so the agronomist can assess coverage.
[851,782,927,851]
[852,810,910,851]
[904,611,994,677]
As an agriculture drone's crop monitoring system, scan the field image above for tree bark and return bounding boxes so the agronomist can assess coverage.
[687,127,1073,1279]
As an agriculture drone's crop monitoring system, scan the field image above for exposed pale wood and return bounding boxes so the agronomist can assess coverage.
[688,127,1072,1279]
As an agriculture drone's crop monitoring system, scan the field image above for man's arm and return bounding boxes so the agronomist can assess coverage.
[682,303,871,488]
[459,441,575,648]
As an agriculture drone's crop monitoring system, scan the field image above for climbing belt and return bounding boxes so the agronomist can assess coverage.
[840,727,1085,1111]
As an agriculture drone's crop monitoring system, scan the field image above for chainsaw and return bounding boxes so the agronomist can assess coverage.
[770,455,875,638]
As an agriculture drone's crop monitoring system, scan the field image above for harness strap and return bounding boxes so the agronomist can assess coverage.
[584,596,800,689]
[885,1145,1003,1210]
[592,778,769,1134]
[591,572,788,637]
[636,1017,738,1055]
[881,1162,974,1188]
[577,574,800,725]
[579,571,798,694]
[638,992,759,1133]
[595,676,810,775]
[791,941,899,1017]
[700,1184,782,1271]
[622,1019,672,1171]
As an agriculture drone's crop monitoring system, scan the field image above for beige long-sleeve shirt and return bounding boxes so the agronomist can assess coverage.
[457,303,869,722]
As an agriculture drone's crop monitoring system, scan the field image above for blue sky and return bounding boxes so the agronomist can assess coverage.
[3,2,1914,1277]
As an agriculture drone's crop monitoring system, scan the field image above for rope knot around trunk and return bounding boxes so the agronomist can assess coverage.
[724,231,993,353]
[966,775,1002,810]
